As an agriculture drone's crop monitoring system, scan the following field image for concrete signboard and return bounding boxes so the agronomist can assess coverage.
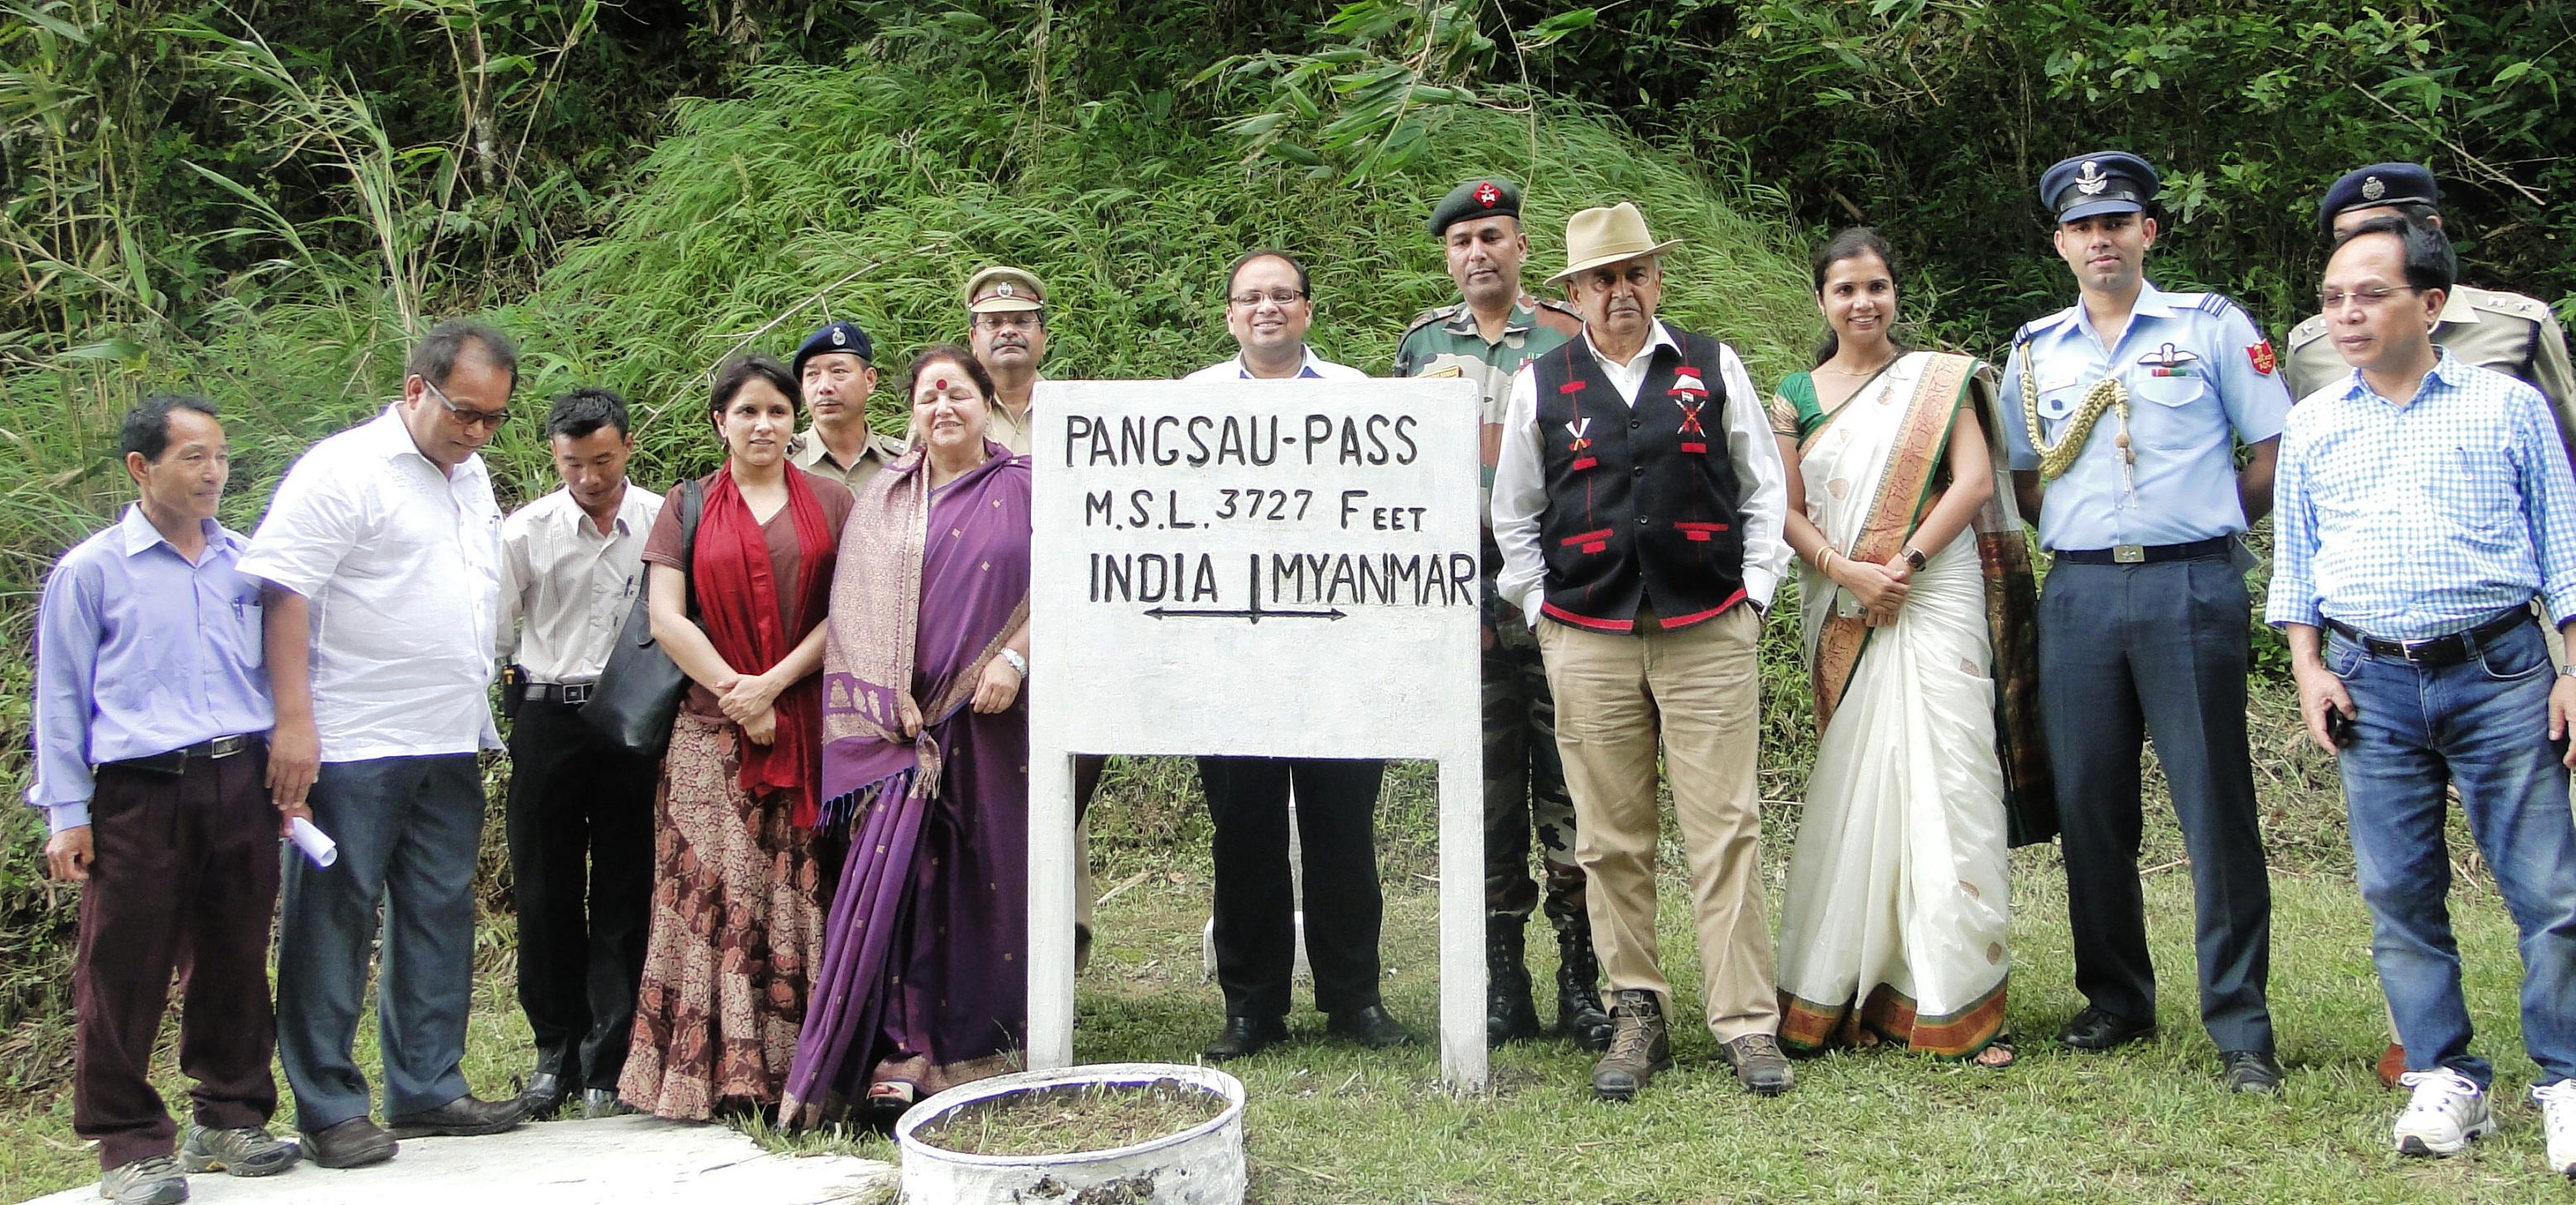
[1027,377,1488,1090]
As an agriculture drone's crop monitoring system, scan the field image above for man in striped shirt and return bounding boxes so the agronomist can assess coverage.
[2269,214,2576,1178]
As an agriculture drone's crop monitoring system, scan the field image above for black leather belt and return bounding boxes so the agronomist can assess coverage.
[524,681,597,705]
[2328,610,2530,667]
[2054,536,2232,565]
[104,734,261,776]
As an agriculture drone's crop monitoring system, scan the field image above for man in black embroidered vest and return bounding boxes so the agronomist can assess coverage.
[1492,202,1794,1101]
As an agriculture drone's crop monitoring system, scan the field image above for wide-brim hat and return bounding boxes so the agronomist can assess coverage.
[1546,202,1682,285]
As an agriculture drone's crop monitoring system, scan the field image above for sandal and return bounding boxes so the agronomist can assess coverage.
[1971,1035,2018,1068]
[864,1080,917,1125]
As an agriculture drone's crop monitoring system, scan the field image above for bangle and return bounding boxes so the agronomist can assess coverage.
[1818,547,1838,574]
[1001,648,1028,678]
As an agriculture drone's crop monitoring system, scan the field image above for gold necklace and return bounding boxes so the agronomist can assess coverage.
[1818,353,1898,377]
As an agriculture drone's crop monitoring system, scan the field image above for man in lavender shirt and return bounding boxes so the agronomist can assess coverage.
[31,396,299,1205]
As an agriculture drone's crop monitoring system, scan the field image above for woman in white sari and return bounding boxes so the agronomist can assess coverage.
[1769,229,2052,1066]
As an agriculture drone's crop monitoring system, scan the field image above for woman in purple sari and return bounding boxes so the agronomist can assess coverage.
[782,345,1033,1126]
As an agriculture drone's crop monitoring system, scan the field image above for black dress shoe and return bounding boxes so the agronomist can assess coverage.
[386,1093,527,1138]
[2218,1048,2284,1093]
[1202,1015,1289,1062]
[2056,1005,2156,1052]
[1327,1005,1419,1049]
[301,1116,397,1169]
[581,1088,638,1119]
[517,1070,571,1120]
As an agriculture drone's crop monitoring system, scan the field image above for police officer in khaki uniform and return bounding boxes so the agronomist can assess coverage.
[2285,164,2576,1090]
[1393,180,1608,1052]
[787,320,906,490]
[2284,164,2574,447]
[961,263,1105,969]
[965,266,1049,455]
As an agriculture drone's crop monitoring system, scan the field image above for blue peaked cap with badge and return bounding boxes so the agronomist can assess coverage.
[2039,152,2159,224]
[792,320,874,378]
[2317,162,2440,233]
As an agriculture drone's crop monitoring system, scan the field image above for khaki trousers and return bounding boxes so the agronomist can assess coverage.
[1537,605,1776,1041]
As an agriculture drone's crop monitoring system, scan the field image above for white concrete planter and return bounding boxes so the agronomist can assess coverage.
[894,1062,1246,1204]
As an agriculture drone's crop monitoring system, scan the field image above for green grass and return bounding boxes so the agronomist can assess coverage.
[2,766,2563,1204]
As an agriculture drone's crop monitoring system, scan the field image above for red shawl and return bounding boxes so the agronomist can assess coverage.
[692,464,835,827]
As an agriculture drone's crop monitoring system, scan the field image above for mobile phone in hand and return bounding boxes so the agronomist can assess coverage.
[2324,706,2354,748]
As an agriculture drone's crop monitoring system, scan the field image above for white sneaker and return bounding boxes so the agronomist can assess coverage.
[2394,1068,2496,1157]
[2534,1080,2576,1178]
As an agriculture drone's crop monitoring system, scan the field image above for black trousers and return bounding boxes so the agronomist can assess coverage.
[1197,755,1387,1019]
[506,700,659,1090]
[2039,557,2275,1053]
[74,752,278,1171]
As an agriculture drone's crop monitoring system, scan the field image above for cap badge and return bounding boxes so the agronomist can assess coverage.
[2362,175,2386,201]
[1475,181,1500,207]
[995,282,1015,297]
[2074,160,2109,196]
[831,326,847,346]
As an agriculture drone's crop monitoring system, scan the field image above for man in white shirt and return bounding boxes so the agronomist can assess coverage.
[1490,202,1793,1101]
[496,387,662,1121]
[240,319,526,1169]
[1181,250,1368,383]
[1180,250,1410,1063]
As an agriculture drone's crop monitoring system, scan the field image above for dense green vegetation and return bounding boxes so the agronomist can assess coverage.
[0,0,2560,1135]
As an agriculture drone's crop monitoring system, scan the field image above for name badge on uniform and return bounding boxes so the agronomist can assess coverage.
[1419,365,1464,378]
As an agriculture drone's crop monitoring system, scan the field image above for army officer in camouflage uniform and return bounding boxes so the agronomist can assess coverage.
[1394,179,1610,1052]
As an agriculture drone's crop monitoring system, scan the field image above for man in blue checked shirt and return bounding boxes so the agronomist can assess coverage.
[1999,151,2291,1092]
[2270,214,2576,1177]
[30,396,301,1204]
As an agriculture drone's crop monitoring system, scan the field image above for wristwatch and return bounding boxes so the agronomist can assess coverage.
[1902,546,1928,572]
[1001,648,1028,678]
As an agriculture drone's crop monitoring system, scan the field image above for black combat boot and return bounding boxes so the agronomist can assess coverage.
[1486,918,1542,1044]
[1554,918,1615,1053]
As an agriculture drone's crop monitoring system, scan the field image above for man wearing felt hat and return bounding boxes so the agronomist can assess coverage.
[2283,164,2573,455]
[787,319,904,491]
[1997,151,2291,1092]
[965,266,1051,455]
[1491,200,1794,1101]
[1394,179,1606,1053]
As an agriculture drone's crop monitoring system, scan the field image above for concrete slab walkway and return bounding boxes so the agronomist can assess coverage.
[20,1116,893,1205]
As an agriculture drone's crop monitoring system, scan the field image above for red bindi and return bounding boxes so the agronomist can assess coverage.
[935,378,950,391]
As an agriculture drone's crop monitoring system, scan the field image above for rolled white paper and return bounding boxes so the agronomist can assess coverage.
[289,817,339,869]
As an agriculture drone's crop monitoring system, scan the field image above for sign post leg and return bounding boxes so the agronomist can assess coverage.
[1437,753,1488,1092]
[1028,750,1077,1070]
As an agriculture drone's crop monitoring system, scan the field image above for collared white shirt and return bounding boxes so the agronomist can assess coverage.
[238,405,504,761]
[498,482,662,684]
[1490,320,1790,620]
[1182,345,1368,382]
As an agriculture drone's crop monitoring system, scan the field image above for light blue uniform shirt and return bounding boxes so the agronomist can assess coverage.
[1999,281,2292,551]
[2266,351,2576,639]
[26,506,274,831]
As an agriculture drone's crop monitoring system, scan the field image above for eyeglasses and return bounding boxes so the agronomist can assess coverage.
[421,377,509,429]
[2318,286,2419,311]
[972,311,1043,330]
[1227,289,1307,309]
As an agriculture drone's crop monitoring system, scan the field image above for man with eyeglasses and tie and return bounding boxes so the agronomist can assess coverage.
[239,318,527,1170]
[2270,213,2576,1175]
[1178,249,1412,1062]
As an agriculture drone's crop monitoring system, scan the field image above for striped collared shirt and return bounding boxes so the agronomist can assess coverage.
[2267,349,2576,639]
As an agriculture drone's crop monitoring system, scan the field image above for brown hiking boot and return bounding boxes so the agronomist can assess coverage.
[1721,1032,1795,1097]
[1591,989,1672,1101]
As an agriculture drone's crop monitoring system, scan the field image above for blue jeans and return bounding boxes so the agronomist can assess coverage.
[2330,617,2576,1089]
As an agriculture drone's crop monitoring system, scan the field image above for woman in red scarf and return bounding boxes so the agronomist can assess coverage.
[619,354,857,1120]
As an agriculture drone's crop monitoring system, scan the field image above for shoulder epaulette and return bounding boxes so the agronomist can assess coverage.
[2286,311,2330,346]
[1399,303,1462,340]
[2185,292,2245,321]
[1533,296,1581,320]
[2466,288,2554,324]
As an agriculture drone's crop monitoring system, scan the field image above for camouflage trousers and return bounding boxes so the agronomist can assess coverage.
[1486,617,1587,927]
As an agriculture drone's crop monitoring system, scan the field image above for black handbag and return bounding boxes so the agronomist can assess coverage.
[580,478,704,759]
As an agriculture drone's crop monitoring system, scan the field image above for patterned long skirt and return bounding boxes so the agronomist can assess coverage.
[619,712,824,1120]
